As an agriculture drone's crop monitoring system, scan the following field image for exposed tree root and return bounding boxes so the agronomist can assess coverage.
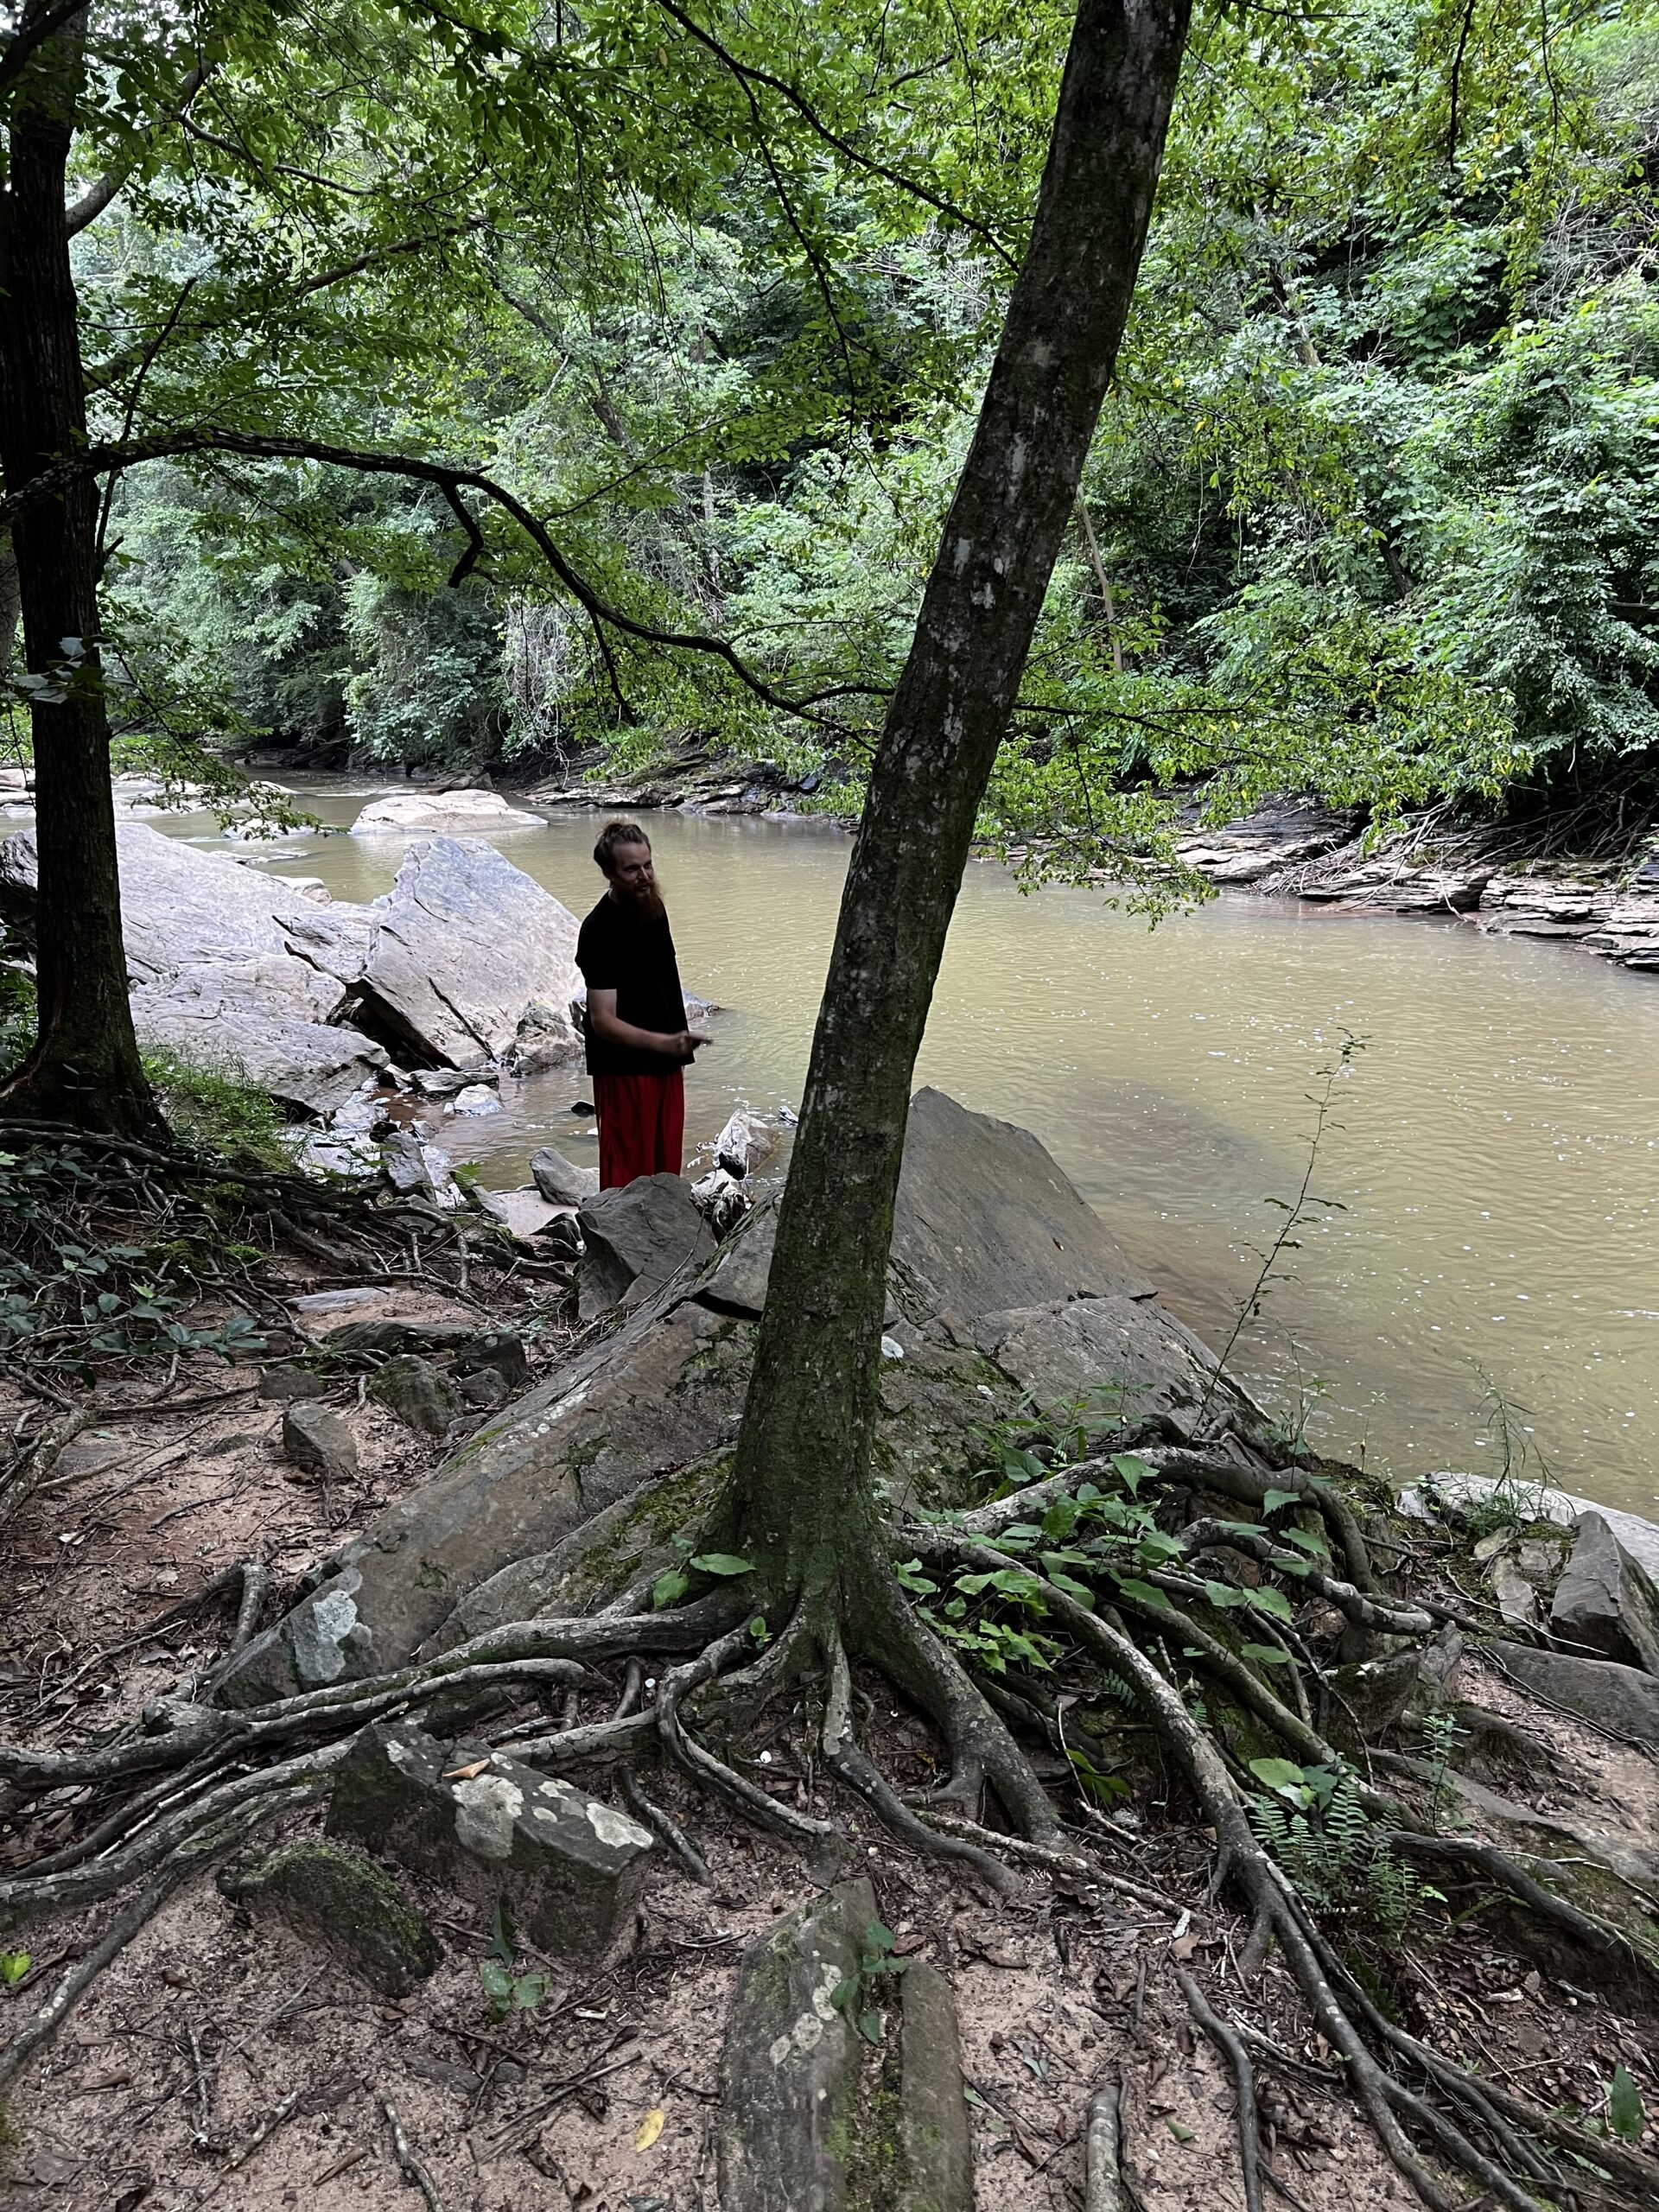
[0,1786,314,2094]
[1174,1962,1264,2212]
[618,1766,713,1886]
[820,1629,1016,1891]
[920,1531,1605,2212]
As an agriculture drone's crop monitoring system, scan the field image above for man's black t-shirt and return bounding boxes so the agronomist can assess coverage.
[575,893,687,1077]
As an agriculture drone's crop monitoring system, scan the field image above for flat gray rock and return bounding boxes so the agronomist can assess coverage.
[327,1721,652,1959]
[1488,1641,1659,1746]
[577,1173,715,1319]
[975,1294,1268,1444]
[350,788,544,835]
[892,1088,1154,1318]
[344,836,580,1066]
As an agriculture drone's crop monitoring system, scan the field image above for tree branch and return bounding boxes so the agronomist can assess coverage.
[647,0,1019,272]
[0,0,84,100]
[65,60,212,236]
[0,427,887,728]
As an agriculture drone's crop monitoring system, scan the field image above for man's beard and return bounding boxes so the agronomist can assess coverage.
[625,882,666,921]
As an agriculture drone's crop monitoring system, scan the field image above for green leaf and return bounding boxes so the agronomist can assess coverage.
[1260,1489,1303,1515]
[0,1950,30,1986]
[865,1920,897,1955]
[830,1976,858,2012]
[857,2009,884,2044]
[1167,2120,1194,2142]
[1248,1758,1307,1800]
[690,1553,754,1577]
[1245,1585,1294,1624]
[651,1567,690,1611]
[1113,1576,1173,1611]
[1203,1578,1248,1609]
[1608,2063,1644,2144]
[1279,1526,1331,1560]
[1240,1642,1294,1666]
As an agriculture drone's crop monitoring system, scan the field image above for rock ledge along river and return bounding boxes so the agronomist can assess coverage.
[158,779,1659,1520]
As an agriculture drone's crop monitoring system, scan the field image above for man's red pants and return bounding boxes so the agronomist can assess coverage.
[594,1070,685,1189]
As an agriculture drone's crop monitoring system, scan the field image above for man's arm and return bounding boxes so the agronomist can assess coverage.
[588,988,709,1061]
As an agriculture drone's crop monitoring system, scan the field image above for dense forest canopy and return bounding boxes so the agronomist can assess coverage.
[6,0,1659,865]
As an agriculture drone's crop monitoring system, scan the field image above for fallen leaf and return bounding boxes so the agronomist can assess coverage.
[977,1943,1028,1970]
[442,1759,491,1782]
[634,2108,665,2152]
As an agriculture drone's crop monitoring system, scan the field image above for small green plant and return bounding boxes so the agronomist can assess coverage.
[1420,1705,1468,1834]
[1459,1370,1555,1538]
[1606,2063,1645,2145]
[1197,1031,1365,1425]
[830,1918,909,2044]
[141,1047,291,1166]
[0,1950,30,1987]
[0,967,35,1082]
[651,1539,753,1611]
[1247,1758,1440,1941]
[478,1902,549,2024]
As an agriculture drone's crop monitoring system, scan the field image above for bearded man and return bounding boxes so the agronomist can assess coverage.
[575,820,709,1188]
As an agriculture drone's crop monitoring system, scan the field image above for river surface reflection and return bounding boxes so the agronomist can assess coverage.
[165,785,1659,1518]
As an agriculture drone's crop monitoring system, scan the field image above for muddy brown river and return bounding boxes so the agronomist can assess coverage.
[163,785,1659,1519]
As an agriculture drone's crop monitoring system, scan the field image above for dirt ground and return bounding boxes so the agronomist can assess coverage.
[3,1279,1657,2211]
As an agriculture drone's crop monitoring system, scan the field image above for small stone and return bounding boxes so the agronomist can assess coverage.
[282,1400,358,1482]
[449,1084,501,1117]
[1491,1557,1539,1630]
[218,1840,441,1996]
[540,1211,582,1261]
[370,1355,455,1438]
[380,1130,435,1198]
[451,1331,531,1391]
[327,1722,653,1960]
[530,1145,599,1206]
[257,1363,327,1403]
[455,1368,509,1410]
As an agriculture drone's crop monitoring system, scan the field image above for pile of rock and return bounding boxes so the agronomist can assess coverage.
[1402,1471,1659,1744]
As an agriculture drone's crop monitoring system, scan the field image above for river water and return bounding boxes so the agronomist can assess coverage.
[165,785,1659,1519]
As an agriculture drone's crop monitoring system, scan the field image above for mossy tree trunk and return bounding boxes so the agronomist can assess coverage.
[722,0,1192,1619]
[0,9,157,1135]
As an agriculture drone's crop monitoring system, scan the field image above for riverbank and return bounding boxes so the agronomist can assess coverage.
[527,759,1659,976]
[1,1107,1656,2210]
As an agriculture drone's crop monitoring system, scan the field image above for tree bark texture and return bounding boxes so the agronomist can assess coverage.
[723,0,1192,1605]
[0,9,156,1131]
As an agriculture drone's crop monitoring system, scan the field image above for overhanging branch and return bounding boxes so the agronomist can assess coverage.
[0,427,885,729]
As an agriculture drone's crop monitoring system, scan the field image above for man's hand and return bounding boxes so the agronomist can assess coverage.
[665,1027,711,1060]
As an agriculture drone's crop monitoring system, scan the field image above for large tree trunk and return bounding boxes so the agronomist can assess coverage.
[722,0,1192,1610]
[0,10,156,1133]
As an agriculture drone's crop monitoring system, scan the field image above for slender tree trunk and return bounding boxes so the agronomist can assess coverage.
[0,9,156,1132]
[722,0,1192,1610]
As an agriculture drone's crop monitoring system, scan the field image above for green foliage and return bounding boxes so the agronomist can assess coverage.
[0,1141,268,1381]
[1246,1759,1439,1940]
[479,1900,548,2023]
[830,1917,910,2045]
[139,1048,290,1167]
[0,967,35,1083]
[1606,2063,1646,2145]
[0,1952,29,1987]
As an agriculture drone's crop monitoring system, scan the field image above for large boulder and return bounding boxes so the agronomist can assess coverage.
[576,1173,715,1319]
[974,1295,1269,1446]
[350,788,544,836]
[530,1144,600,1206]
[696,1090,1155,1326]
[1488,1642,1659,1747]
[0,823,386,1116]
[892,1089,1154,1315]
[341,836,581,1067]
[1551,1513,1659,1674]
